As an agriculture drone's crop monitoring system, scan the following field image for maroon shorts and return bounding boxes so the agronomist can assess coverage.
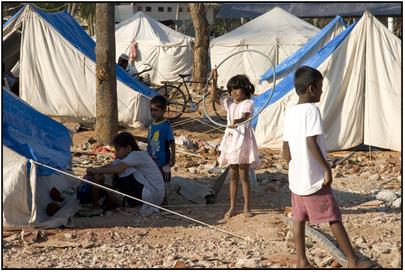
[291,186,342,224]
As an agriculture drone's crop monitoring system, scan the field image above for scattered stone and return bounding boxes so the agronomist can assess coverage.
[172,260,186,268]
[88,137,97,144]
[81,240,95,249]
[235,257,262,268]
[361,200,384,207]
[376,189,397,203]
[208,149,217,155]
[374,159,387,172]
[21,230,47,244]
[372,243,391,255]
[392,198,401,208]
[64,233,76,240]
[334,170,344,178]
[360,171,370,178]
[355,236,366,245]
[350,165,361,174]
[4,234,19,242]
[368,174,380,182]
[64,122,82,133]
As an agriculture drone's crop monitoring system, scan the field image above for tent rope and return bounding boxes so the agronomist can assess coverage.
[31,3,68,12]
[30,160,250,242]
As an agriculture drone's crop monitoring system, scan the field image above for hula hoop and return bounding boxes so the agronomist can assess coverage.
[202,49,276,128]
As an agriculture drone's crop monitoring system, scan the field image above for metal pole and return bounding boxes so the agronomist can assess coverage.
[388,17,394,32]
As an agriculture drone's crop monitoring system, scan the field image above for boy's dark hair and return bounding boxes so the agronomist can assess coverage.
[112,132,140,151]
[150,95,168,110]
[226,74,255,99]
[294,66,323,95]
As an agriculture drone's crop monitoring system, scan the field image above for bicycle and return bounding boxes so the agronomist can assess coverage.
[156,74,228,121]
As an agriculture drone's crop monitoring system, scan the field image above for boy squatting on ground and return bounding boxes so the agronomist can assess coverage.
[282,66,371,268]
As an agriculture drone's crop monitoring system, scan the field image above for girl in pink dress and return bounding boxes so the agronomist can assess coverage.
[210,69,260,219]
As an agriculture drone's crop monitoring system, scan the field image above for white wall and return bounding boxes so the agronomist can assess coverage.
[115,3,217,24]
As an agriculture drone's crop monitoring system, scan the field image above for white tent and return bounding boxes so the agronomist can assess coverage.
[115,11,194,85]
[254,11,401,152]
[3,5,156,126]
[3,89,79,229]
[210,7,319,90]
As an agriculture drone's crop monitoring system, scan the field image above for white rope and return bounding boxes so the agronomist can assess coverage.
[30,160,249,242]
[171,111,225,133]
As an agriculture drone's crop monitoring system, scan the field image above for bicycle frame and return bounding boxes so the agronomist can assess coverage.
[180,78,209,106]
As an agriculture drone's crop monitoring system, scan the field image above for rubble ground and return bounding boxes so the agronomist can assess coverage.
[2,118,402,269]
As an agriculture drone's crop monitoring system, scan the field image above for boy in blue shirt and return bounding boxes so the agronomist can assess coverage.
[142,95,176,182]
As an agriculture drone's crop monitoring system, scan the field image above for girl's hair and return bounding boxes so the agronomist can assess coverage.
[226,74,255,99]
[112,132,140,151]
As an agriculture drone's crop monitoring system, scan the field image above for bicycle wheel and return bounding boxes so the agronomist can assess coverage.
[156,84,186,120]
[212,89,228,122]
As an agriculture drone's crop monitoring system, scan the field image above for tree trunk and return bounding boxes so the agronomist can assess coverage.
[68,3,78,17]
[95,3,118,145]
[88,14,95,37]
[189,3,210,91]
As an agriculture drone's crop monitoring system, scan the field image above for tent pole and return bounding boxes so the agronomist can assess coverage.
[388,17,394,32]
[175,3,180,31]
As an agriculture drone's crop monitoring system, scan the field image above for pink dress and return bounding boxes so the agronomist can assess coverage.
[218,98,260,168]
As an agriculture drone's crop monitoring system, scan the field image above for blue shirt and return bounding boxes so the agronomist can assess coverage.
[147,120,174,168]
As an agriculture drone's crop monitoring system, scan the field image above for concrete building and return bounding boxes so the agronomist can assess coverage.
[115,3,218,25]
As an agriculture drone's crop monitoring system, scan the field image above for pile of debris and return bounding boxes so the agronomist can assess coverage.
[71,137,115,176]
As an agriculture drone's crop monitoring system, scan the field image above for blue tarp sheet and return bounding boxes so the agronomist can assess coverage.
[4,5,157,98]
[3,89,72,172]
[2,5,24,28]
[252,21,358,128]
[217,3,402,19]
[260,16,346,82]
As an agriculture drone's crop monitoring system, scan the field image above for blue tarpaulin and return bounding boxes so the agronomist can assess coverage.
[260,15,347,82]
[252,21,358,128]
[3,89,72,172]
[4,5,157,98]
[217,3,402,19]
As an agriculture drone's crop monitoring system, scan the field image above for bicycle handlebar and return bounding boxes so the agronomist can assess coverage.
[134,67,152,76]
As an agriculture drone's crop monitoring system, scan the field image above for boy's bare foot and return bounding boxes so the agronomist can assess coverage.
[348,260,373,268]
[224,208,235,220]
[244,209,253,218]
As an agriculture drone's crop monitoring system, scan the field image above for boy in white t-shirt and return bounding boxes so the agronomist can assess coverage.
[283,66,371,268]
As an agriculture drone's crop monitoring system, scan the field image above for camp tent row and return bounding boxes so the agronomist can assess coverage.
[210,7,322,92]
[115,11,194,85]
[253,11,401,152]
[260,15,347,82]
[3,4,157,126]
[3,88,79,229]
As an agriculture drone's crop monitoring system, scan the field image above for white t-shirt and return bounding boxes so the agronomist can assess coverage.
[283,103,327,196]
[115,151,165,213]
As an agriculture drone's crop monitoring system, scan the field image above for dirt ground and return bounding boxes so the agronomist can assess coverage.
[2,114,402,269]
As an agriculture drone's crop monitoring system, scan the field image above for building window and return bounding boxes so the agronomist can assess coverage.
[137,6,142,11]
[187,7,190,12]
[158,7,164,12]
[179,7,183,12]
[168,7,172,12]
[146,6,151,12]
